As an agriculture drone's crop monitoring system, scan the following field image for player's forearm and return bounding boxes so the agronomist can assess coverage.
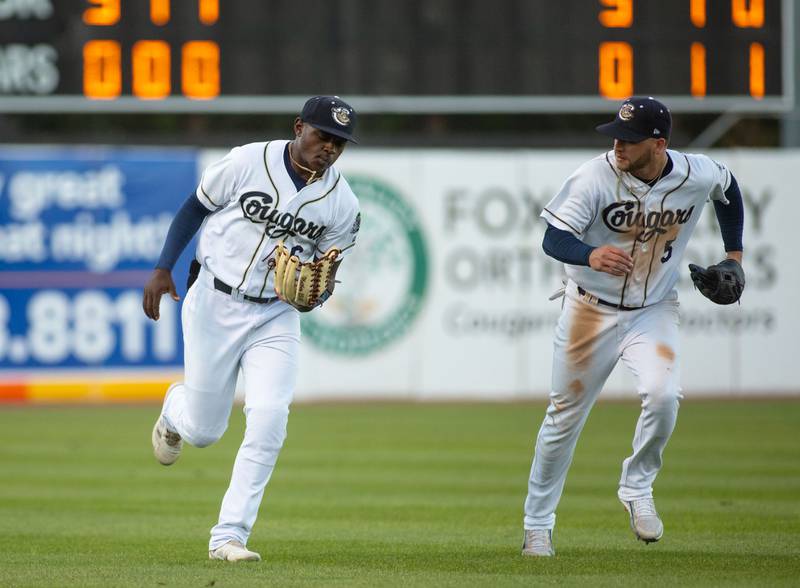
[155,194,213,271]
[542,223,594,266]
[713,175,744,253]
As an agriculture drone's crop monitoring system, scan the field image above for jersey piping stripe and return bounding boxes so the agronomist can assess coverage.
[236,231,268,291]
[543,207,581,234]
[236,142,281,291]
[198,173,224,210]
[641,154,691,306]
[617,197,642,309]
[294,173,341,220]
[262,142,281,201]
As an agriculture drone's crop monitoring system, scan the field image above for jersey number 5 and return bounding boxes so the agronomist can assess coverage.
[661,239,675,263]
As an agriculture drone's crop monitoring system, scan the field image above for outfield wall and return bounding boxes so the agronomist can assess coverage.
[1,147,796,403]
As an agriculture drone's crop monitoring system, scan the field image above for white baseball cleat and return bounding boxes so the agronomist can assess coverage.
[209,540,262,562]
[151,415,182,466]
[621,498,664,543]
[521,529,555,557]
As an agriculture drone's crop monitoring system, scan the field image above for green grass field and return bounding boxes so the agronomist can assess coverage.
[1,400,798,587]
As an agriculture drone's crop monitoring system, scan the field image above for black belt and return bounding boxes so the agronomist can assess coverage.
[577,286,639,311]
[213,278,277,304]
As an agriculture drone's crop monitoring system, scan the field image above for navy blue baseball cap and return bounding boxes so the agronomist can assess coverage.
[596,96,671,143]
[300,95,358,143]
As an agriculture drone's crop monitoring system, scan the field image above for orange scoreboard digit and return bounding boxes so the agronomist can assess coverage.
[0,0,791,113]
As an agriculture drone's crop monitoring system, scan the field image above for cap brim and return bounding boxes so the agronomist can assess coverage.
[595,121,649,143]
[307,122,358,144]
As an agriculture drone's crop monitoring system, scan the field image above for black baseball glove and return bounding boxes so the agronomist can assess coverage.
[688,259,745,305]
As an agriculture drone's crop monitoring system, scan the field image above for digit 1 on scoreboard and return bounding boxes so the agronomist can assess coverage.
[690,42,706,98]
[199,0,219,25]
[151,0,170,25]
[749,42,764,99]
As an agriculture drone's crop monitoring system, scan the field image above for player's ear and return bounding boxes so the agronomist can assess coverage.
[293,117,303,137]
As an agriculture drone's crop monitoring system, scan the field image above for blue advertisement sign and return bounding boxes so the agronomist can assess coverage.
[0,147,198,369]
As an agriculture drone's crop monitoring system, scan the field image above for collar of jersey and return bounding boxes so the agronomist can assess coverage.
[269,140,337,201]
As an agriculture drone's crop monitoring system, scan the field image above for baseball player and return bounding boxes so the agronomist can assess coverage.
[521,97,745,556]
[142,96,361,562]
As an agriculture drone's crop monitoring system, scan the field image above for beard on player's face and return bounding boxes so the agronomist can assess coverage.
[614,139,655,174]
[624,149,654,174]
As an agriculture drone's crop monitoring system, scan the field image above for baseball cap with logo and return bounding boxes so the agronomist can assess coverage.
[300,95,358,143]
[596,96,671,143]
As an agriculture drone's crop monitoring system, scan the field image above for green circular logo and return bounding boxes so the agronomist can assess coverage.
[302,175,429,355]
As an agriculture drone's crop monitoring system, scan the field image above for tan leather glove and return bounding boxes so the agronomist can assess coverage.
[273,241,340,310]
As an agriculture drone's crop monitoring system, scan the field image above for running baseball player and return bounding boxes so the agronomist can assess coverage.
[521,97,745,556]
[143,96,361,562]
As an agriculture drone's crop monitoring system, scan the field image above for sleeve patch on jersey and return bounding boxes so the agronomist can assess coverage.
[351,213,361,234]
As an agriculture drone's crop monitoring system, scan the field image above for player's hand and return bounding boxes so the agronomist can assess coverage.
[143,268,180,321]
[589,246,634,276]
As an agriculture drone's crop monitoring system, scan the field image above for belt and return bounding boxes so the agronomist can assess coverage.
[213,278,277,304]
[577,286,639,311]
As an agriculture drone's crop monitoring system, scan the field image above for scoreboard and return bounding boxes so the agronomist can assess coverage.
[0,0,792,113]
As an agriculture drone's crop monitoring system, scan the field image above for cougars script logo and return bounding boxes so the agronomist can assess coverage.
[602,201,695,242]
[239,191,327,240]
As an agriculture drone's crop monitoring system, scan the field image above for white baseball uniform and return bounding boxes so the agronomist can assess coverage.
[524,149,731,530]
[159,140,359,550]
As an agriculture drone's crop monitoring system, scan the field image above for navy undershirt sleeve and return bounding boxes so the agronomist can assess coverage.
[155,194,213,270]
[542,223,595,266]
[713,174,744,252]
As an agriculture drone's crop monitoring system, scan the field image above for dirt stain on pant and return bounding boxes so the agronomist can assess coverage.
[567,300,604,370]
[656,343,675,362]
[568,378,584,395]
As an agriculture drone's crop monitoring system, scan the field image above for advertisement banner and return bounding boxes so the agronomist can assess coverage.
[0,147,197,401]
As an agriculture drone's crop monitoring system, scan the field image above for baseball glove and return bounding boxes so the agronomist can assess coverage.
[688,259,745,305]
[273,241,340,310]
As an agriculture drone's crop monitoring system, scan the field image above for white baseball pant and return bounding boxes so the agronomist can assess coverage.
[160,268,300,550]
[524,280,682,530]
